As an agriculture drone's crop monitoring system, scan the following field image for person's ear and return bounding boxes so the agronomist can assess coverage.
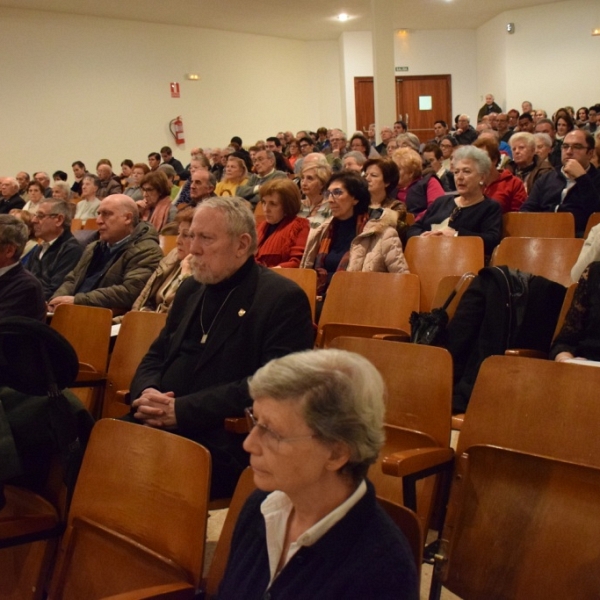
[325,441,352,472]
[236,232,253,257]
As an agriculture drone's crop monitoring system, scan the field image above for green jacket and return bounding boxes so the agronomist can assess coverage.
[52,222,162,310]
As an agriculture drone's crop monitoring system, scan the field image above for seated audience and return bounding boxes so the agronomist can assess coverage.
[70,161,87,196]
[138,170,176,232]
[439,135,457,171]
[116,207,194,320]
[298,163,332,228]
[27,199,83,300]
[75,174,101,221]
[507,132,553,193]
[218,349,419,600]
[215,155,249,197]
[10,210,37,265]
[256,180,309,268]
[555,110,575,141]
[160,145,185,178]
[124,162,149,202]
[286,139,301,171]
[407,146,502,256]
[301,171,408,297]
[51,181,72,202]
[49,195,162,312]
[452,114,478,145]
[96,161,122,199]
[520,130,600,236]
[341,151,367,173]
[34,172,53,198]
[119,159,134,190]
[237,150,287,208]
[23,181,45,214]
[396,133,421,152]
[350,133,379,159]
[126,197,314,499]
[533,132,553,164]
[0,178,25,214]
[551,261,600,363]
[16,172,30,200]
[422,143,455,192]
[473,138,527,213]
[0,215,45,321]
[392,148,445,219]
[157,164,180,200]
[571,222,600,282]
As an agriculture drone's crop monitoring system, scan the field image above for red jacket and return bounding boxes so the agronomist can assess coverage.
[255,216,309,268]
[484,169,527,213]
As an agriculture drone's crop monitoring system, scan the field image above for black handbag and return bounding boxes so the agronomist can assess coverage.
[410,272,475,345]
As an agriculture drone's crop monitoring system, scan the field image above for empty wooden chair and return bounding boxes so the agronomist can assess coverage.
[491,236,584,287]
[102,311,167,419]
[159,234,178,255]
[316,272,420,348]
[404,236,484,312]
[274,268,317,321]
[502,211,575,238]
[430,355,600,600]
[47,419,211,600]
[583,211,600,239]
[331,337,453,531]
[70,218,98,232]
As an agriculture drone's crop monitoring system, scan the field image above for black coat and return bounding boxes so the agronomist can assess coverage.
[446,266,566,412]
[0,262,45,321]
[129,261,314,497]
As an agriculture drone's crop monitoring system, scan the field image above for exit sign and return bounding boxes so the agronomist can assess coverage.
[395,67,409,72]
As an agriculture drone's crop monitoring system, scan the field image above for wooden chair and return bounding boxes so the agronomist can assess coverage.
[159,234,178,255]
[70,218,98,231]
[404,236,484,312]
[273,268,317,321]
[50,304,113,417]
[316,272,420,348]
[253,201,265,226]
[430,273,475,322]
[502,211,575,238]
[331,337,453,532]
[490,236,584,287]
[583,211,600,239]
[430,355,600,600]
[47,419,210,599]
[202,467,256,600]
[102,311,167,419]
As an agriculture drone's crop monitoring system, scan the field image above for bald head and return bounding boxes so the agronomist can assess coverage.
[96,194,139,245]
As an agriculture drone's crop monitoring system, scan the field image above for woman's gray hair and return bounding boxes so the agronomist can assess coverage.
[343,151,367,166]
[453,145,492,177]
[509,131,535,150]
[0,214,28,258]
[52,181,73,200]
[249,349,386,483]
[533,132,553,149]
[198,196,257,255]
[396,132,421,152]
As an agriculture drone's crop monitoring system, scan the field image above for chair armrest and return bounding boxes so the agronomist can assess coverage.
[224,417,249,434]
[451,413,465,430]
[373,333,410,342]
[102,582,195,600]
[319,323,409,348]
[382,447,454,478]
[504,348,547,359]
[72,364,107,387]
[115,390,131,405]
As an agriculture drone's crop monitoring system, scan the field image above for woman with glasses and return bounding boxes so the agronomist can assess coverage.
[439,135,457,171]
[255,179,309,268]
[138,170,175,233]
[114,207,194,322]
[218,349,419,600]
[301,171,408,299]
[406,146,502,256]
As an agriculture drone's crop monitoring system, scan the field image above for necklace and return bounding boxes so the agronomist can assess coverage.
[199,286,239,344]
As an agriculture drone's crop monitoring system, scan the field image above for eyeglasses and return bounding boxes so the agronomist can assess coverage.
[245,407,315,451]
[562,144,587,151]
[142,187,156,193]
[323,188,345,200]
[33,212,58,220]
[299,143,310,148]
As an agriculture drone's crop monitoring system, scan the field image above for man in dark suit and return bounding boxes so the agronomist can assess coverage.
[129,197,314,498]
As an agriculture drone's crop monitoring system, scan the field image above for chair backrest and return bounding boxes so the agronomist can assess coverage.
[331,337,452,527]
[50,304,113,373]
[430,273,475,322]
[317,272,420,346]
[253,201,265,226]
[274,268,317,321]
[203,467,256,599]
[502,211,575,238]
[404,236,484,312]
[48,419,211,599]
[70,218,83,231]
[102,311,167,418]
[436,355,600,599]
[159,234,178,255]
[490,236,584,287]
[552,281,577,340]
[584,212,600,239]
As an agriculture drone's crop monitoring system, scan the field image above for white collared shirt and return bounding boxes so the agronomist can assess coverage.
[260,479,367,586]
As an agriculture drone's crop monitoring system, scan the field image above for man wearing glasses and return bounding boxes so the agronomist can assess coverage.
[27,200,83,300]
[520,129,600,236]
[237,150,286,208]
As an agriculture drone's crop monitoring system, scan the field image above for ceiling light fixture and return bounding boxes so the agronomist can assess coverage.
[186,73,199,80]
[338,13,349,22]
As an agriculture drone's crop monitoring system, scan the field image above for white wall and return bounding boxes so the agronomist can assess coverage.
[477,0,600,114]
[476,14,508,112]
[0,7,342,177]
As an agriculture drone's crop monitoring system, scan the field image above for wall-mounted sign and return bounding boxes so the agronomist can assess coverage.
[395,67,409,72]
[170,82,180,98]
[419,96,433,110]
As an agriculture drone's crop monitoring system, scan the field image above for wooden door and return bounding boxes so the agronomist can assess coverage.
[354,77,375,135]
[395,75,452,141]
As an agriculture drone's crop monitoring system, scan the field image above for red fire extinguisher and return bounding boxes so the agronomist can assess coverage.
[169,116,185,146]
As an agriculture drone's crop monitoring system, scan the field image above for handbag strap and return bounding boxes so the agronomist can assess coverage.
[440,272,477,311]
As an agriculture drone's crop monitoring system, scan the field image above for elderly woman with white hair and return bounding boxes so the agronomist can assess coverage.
[407,146,502,255]
[218,349,419,600]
